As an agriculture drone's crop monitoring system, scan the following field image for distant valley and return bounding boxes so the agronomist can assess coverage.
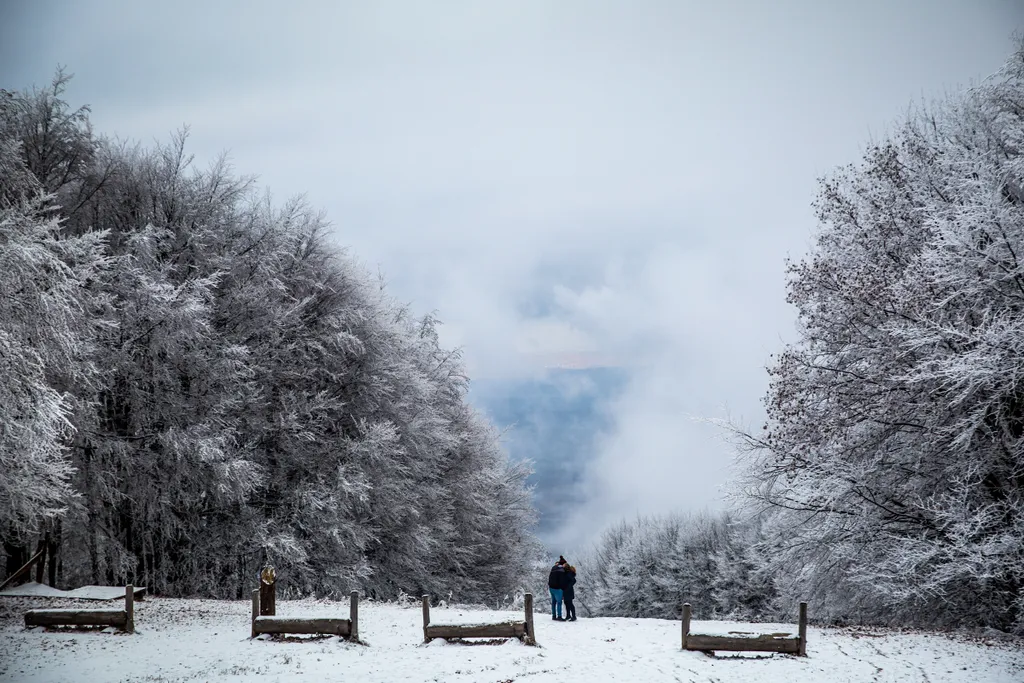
[469,366,629,547]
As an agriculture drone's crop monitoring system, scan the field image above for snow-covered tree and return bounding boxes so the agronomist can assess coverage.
[731,39,1024,633]
[578,512,774,620]
[0,116,108,564]
[0,71,538,604]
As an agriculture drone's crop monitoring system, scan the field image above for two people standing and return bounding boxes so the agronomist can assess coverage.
[547,555,577,621]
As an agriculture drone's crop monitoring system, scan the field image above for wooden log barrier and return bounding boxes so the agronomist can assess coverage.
[24,584,135,633]
[249,586,359,640]
[680,601,808,656]
[421,593,536,645]
[425,622,527,639]
[684,633,801,654]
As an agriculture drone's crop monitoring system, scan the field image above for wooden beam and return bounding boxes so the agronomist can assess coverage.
[681,603,691,650]
[683,634,801,654]
[251,589,259,639]
[25,609,127,629]
[125,585,134,634]
[524,593,535,645]
[425,622,526,640]
[422,595,430,643]
[252,616,351,637]
[798,602,808,656]
[259,567,276,617]
[0,546,46,592]
[350,591,359,641]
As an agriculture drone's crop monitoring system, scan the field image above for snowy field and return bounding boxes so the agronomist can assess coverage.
[1,595,1022,682]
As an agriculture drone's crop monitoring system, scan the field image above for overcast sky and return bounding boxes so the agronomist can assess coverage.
[4,0,1024,553]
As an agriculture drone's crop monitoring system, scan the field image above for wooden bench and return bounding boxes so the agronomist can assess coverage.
[250,589,359,640]
[421,593,536,645]
[25,585,136,633]
[681,602,806,656]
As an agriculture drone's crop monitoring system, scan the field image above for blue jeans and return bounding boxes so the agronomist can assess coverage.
[549,588,563,618]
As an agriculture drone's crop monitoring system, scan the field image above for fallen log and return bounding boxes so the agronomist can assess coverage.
[253,616,351,637]
[425,622,527,640]
[25,609,127,629]
[683,633,800,654]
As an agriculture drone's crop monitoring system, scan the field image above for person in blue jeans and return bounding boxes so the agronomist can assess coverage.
[563,564,577,621]
[547,556,568,620]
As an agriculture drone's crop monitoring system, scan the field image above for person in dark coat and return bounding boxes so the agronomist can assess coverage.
[547,556,567,620]
[563,564,577,621]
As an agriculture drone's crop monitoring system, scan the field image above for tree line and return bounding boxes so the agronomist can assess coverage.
[570,512,774,622]
[0,70,538,602]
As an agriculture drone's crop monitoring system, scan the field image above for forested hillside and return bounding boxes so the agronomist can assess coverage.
[0,71,538,601]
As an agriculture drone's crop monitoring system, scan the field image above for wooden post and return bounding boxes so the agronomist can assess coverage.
[33,539,47,584]
[251,589,259,638]
[524,592,535,645]
[350,590,359,641]
[125,584,134,633]
[422,595,430,643]
[798,601,808,656]
[681,603,691,650]
[259,566,276,617]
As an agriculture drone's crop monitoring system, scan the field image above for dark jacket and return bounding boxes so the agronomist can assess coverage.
[563,569,576,599]
[548,564,566,590]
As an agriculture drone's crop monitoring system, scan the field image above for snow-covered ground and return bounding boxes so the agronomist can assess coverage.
[1,594,1021,682]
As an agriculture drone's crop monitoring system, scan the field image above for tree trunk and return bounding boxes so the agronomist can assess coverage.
[47,522,60,588]
[34,537,47,584]
[3,538,27,583]
[83,442,100,584]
